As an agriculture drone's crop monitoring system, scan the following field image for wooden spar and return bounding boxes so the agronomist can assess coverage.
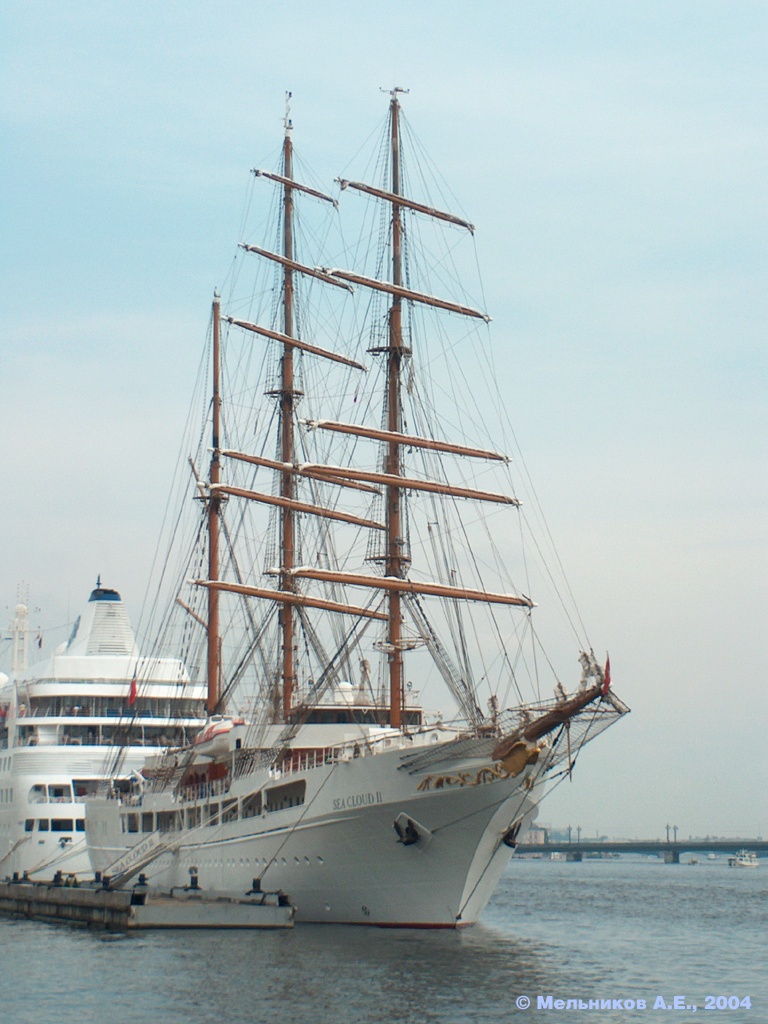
[325,268,491,322]
[337,179,474,233]
[287,567,535,608]
[220,449,382,494]
[302,419,508,462]
[387,90,406,729]
[253,168,337,206]
[194,579,387,621]
[280,120,296,721]
[491,682,604,762]
[302,464,520,505]
[207,293,222,714]
[212,484,385,531]
[187,456,208,499]
[224,317,367,371]
[239,244,353,292]
[221,448,512,503]
[175,598,208,631]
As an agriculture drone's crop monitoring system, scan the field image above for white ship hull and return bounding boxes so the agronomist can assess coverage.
[86,737,541,927]
[75,97,631,928]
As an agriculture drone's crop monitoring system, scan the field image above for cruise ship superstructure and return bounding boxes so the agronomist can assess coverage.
[0,585,206,879]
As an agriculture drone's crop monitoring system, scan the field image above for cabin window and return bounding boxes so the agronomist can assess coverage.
[51,819,74,832]
[29,784,47,803]
[157,811,181,832]
[24,819,34,832]
[73,779,100,797]
[37,819,50,831]
[265,780,306,813]
[126,813,139,833]
[141,812,154,832]
[241,791,262,819]
[186,807,201,829]
[294,707,422,727]
[75,820,85,832]
[206,803,220,826]
[48,784,72,803]
[222,799,238,824]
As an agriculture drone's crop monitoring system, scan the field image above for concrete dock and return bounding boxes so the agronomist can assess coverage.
[0,879,294,930]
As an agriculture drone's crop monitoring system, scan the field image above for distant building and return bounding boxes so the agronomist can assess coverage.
[520,825,549,845]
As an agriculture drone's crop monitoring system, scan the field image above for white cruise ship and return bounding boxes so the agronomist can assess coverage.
[0,584,206,879]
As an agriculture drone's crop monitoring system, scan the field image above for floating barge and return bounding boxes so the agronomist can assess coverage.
[0,879,294,930]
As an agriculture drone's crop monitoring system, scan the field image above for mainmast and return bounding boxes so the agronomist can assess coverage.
[207,291,222,714]
[385,88,408,729]
[279,96,297,721]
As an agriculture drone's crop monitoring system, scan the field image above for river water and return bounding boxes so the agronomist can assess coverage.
[1,858,764,1024]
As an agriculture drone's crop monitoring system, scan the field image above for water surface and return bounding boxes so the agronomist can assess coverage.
[2,859,764,1024]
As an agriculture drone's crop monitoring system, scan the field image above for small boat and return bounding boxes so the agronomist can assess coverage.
[193,715,247,757]
[727,850,759,868]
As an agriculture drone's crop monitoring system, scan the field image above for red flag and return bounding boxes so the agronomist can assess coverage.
[602,655,611,696]
[128,673,137,706]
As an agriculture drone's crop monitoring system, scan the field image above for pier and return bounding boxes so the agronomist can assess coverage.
[518,839,767,863]
[0,879,294,929]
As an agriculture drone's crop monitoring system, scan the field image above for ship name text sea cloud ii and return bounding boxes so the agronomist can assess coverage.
[85,91,628,927]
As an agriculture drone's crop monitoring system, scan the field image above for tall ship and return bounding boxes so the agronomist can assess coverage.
[86,93,629,926]
[0,585,206,879]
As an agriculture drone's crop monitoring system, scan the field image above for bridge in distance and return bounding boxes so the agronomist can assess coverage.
[518,839,768,863]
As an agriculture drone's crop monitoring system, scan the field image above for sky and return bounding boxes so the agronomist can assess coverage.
[1,1,766,840]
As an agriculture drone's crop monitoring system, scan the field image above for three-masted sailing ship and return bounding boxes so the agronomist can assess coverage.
[85,92,628,926]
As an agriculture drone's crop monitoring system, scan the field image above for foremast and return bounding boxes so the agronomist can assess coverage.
[328,89,527,732]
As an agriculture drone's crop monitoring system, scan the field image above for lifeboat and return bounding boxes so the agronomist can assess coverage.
[193,715,246,757]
